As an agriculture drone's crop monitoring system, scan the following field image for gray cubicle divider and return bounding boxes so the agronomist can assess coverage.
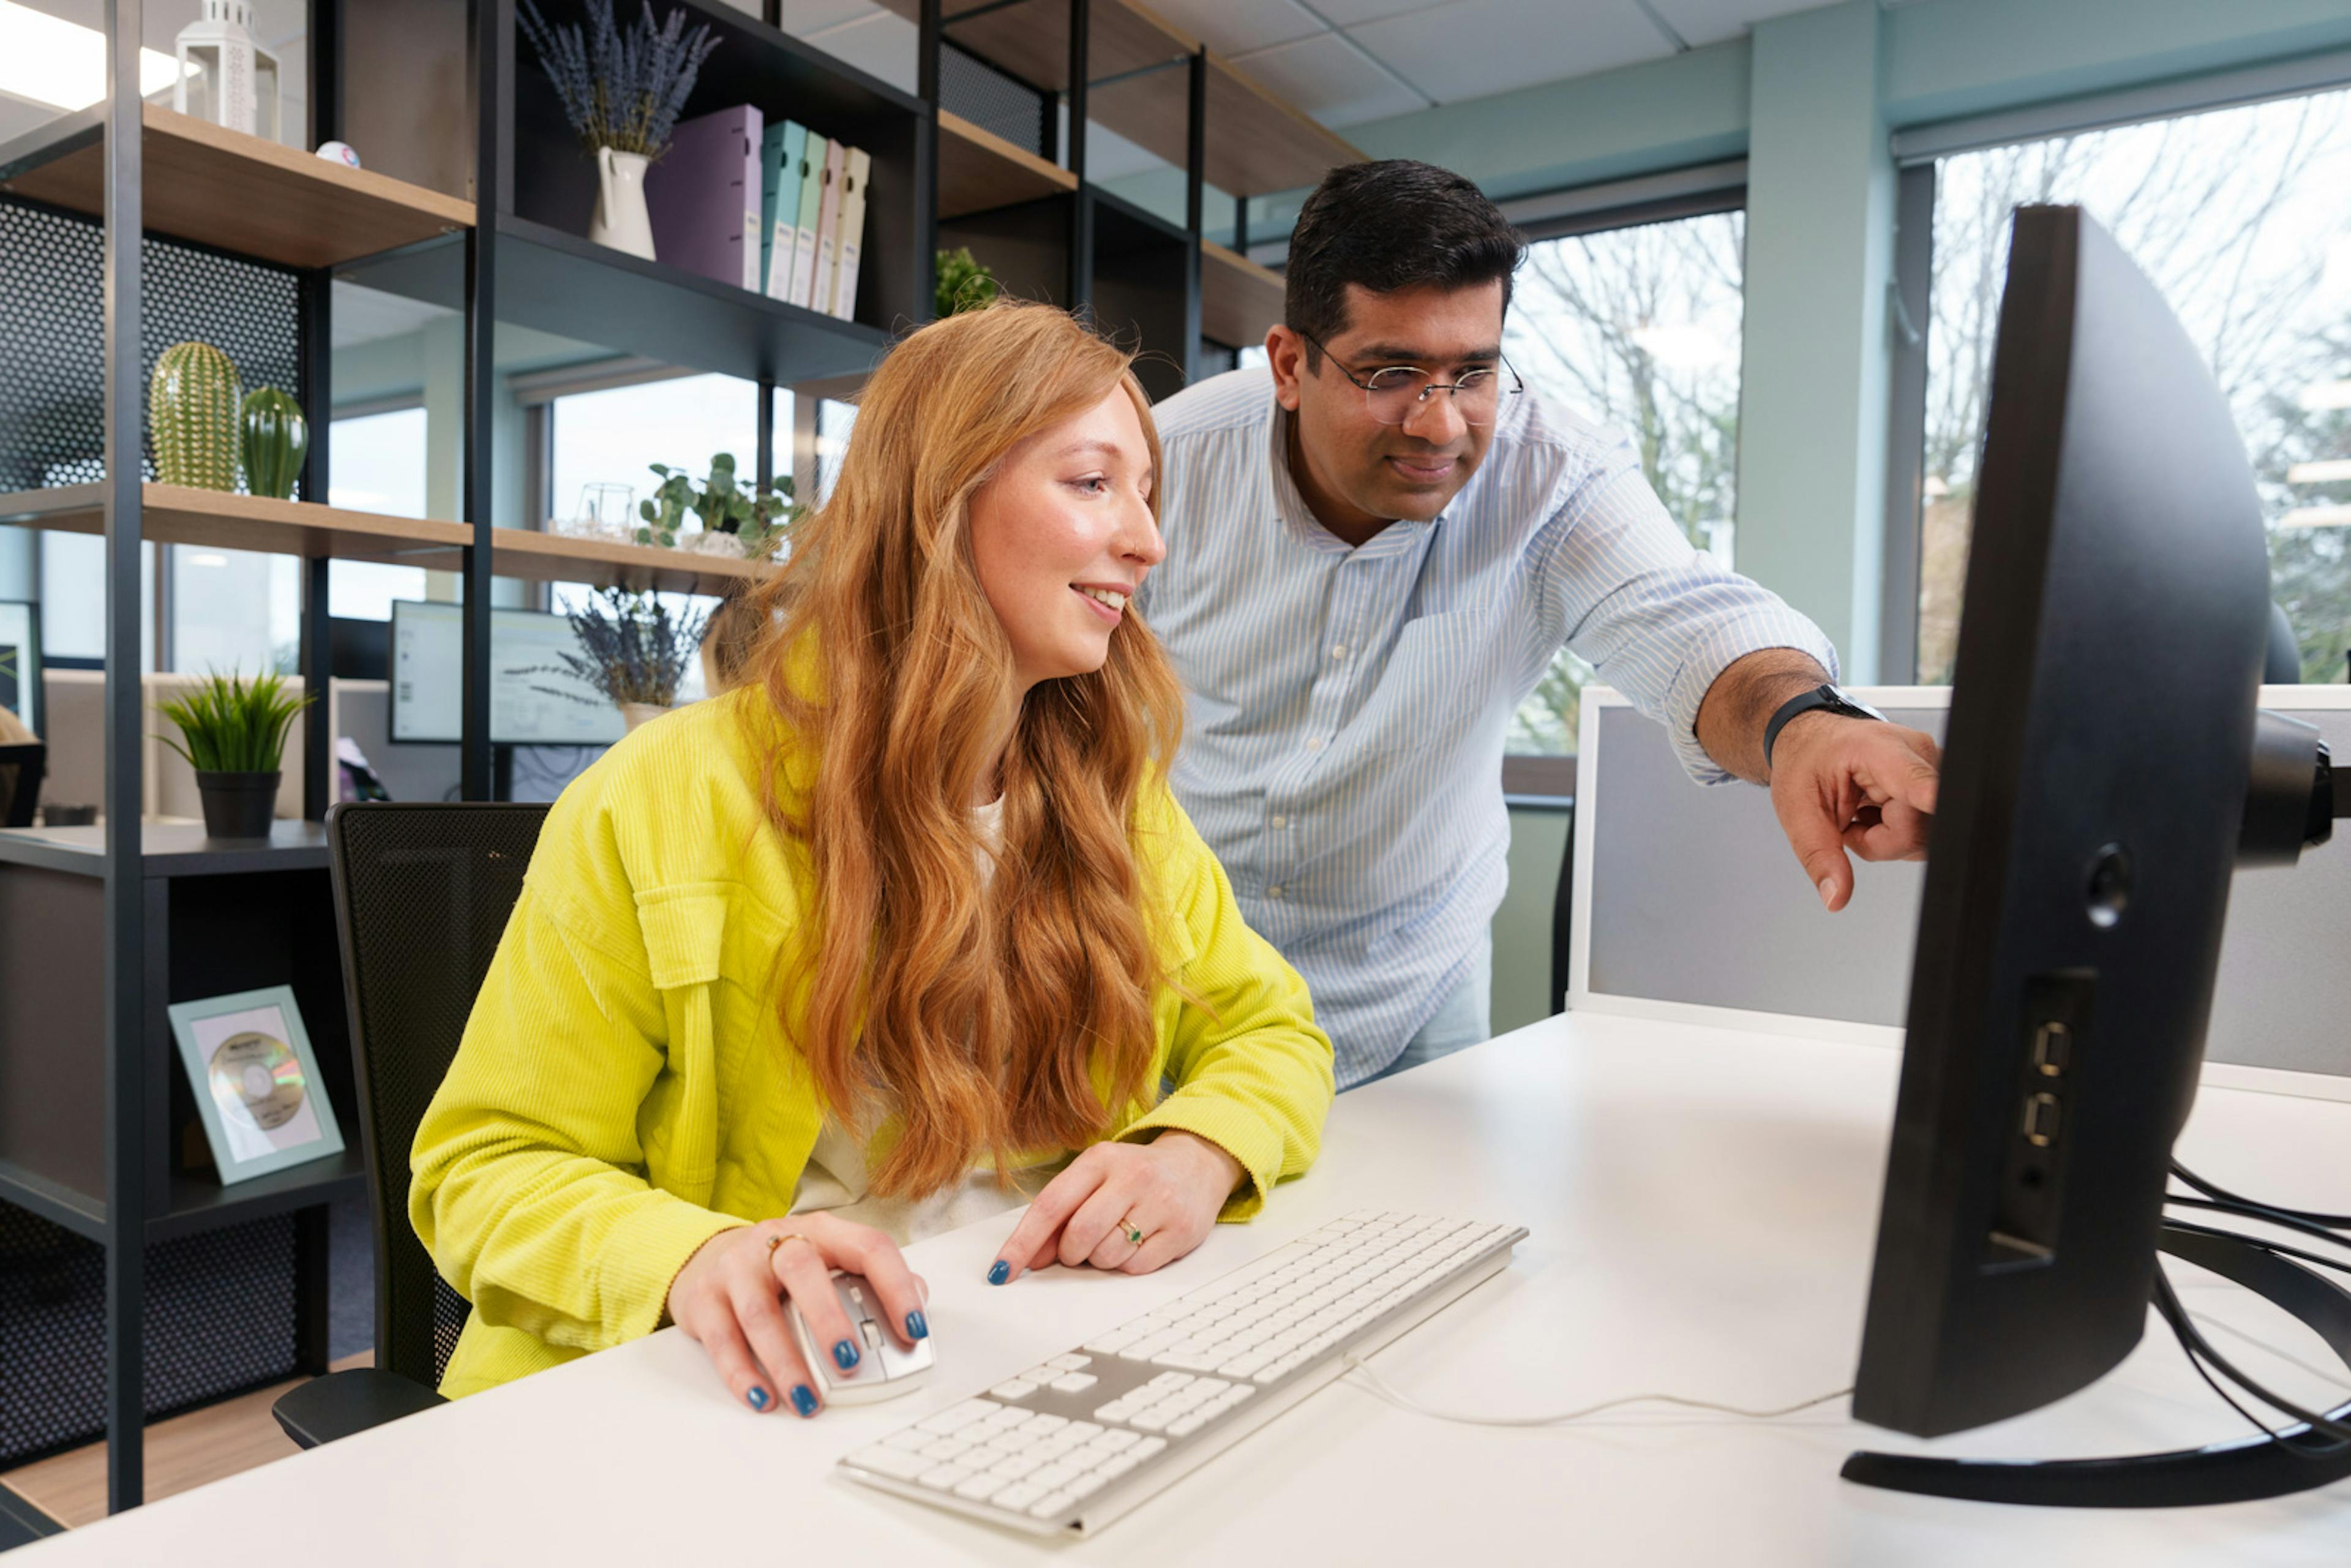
[1569,686,2351,1081]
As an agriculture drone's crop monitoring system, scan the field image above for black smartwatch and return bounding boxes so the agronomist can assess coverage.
[1763,683,1885,770]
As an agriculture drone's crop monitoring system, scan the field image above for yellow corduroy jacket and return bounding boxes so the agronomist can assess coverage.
[410,688,1336,1398]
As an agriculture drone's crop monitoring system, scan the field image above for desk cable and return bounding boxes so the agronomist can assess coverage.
[2158,1160,2351,1452]
[1337,1356,1851,1429]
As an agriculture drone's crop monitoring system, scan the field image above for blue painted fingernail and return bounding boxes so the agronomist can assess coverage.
[833,1338,860,1370]
[790,1384,817,1417]
[986,1259,1011,1285]
[746,1386,770,1411]
[906,1310,929,1340]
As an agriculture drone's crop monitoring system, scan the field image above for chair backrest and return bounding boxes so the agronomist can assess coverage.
[326,801,547,1389]
[1547,797,1577,1016]
[0,744,42,828]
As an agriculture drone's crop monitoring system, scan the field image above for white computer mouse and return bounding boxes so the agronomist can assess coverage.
[786,1269,936,1405]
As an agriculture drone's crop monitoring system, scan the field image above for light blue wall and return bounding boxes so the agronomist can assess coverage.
[1312,0,2351,672]
[1735,2,1894,675]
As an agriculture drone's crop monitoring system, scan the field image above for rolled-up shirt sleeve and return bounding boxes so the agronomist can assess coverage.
[1529,435,1839,785]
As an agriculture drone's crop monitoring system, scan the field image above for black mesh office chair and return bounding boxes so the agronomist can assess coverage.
[1548,797,1578,1016]
[0,744,42,828]
[271,801,548,1448]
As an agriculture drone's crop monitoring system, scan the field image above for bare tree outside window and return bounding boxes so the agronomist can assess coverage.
[1919,90,2351,683]
[1502,210,1747,753]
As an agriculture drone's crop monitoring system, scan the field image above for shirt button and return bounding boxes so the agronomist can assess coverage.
[1270,815,1287,831]
[1266,885,1284,899]
[1305,737,1324,752]
[1329,643,1348,660]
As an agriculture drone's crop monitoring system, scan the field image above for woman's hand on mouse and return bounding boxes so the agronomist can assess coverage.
[986,1130,1243,1285]
[666,1211,929,1417]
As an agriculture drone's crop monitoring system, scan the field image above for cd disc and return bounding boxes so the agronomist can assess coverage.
[209,1030,307,1132]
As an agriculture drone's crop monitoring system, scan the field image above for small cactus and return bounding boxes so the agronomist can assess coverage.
[240,388,309,500]
[149,342,242,492]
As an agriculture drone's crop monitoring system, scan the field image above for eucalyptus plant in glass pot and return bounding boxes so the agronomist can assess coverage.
[533,587,711,732]
[155,670,312,839]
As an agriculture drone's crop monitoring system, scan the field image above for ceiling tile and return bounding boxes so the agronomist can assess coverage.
[1645,0,1842,48]
[1348,0,1670,105]
[800,10,919,96]
[778,0,891,36]
[1145,0,1324,56]
[1302,0,1453,26]
[1229,31,1428,127]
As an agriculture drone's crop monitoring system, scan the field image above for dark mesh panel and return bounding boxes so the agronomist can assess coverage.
[0,1203,297,1468]
[942,39,1051,159]
[0,195,302,493]
[328,803,547,1387]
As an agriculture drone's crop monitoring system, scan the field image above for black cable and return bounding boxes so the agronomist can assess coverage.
[2160,1216,2351,1283]
[2160,1280,2295,1447]
[2150,1261,2351,1448]
[2164,1193,2351,1256]
[2172,1160,2351,1230]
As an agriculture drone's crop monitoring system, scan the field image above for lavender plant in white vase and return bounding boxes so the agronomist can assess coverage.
[518,0,719,261]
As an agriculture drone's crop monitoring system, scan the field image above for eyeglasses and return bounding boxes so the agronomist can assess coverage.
[1298,331,1524,427]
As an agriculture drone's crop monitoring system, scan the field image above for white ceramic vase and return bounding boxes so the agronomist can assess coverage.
[618,701,670,733]
[590,148,656,260]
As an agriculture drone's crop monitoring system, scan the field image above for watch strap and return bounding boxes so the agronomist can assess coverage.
[1763,685,1884,770]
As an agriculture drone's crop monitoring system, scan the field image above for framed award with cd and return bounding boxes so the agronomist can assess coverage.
[168,986,346,1185]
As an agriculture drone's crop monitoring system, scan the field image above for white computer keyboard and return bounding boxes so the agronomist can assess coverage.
[839,1209,1528,1536]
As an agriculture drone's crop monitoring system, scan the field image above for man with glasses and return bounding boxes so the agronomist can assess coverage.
[1143,159,1941,1089]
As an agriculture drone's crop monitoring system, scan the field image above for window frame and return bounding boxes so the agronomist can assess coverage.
[1498,168,1752,802]
[1881,59,2351,684]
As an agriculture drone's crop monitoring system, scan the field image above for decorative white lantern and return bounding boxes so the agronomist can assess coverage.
[174,1,280,141]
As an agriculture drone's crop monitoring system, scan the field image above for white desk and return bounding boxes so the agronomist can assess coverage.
[25,1013,2351,1565]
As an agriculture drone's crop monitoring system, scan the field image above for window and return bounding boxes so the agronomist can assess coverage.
[330,405,431,620]
[547,372,767,533]
[1502,208,1747,755]
[1912,89,2351,682]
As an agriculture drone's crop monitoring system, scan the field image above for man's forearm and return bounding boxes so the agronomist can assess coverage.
[1692,648,1833,785]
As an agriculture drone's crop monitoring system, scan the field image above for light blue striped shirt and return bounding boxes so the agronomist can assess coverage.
[1142,367,1838,1086]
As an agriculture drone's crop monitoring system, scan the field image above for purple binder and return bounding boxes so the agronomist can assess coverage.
[647,104,765,291]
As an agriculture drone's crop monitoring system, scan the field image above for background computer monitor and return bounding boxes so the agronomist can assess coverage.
[389,600,626,747]
[0,599,41,740]
[1851,206,2277,1438]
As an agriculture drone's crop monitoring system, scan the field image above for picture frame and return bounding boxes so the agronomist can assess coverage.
[167,985,346,1186]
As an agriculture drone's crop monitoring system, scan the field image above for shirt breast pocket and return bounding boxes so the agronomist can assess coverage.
[1355,607,1510,758]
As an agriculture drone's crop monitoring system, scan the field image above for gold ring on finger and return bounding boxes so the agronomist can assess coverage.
[766,1230,814,1258]
[1119,1217,1146,1247]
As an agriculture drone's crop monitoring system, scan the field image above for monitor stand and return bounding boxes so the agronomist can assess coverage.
[1841,1223,2351,1506]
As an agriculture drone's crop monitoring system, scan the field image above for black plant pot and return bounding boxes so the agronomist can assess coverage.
[195,770,280,839]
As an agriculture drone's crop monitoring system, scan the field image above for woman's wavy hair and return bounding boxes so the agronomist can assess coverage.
[742,301,1185,1198]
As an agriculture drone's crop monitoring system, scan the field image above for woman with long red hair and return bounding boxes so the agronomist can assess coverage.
[411,302,1335,1417]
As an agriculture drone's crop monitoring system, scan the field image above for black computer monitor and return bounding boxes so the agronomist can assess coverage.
[0,599,41,740]
[1846,206,2349,1506]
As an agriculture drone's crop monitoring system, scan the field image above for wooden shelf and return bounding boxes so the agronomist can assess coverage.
[885,0,1363,197]
[939,111,1078,220]
[491,528,774,599]
[0,105,474,269]
[0,483,473,566]
[0,483,774,598]
[1201,240,1283,350]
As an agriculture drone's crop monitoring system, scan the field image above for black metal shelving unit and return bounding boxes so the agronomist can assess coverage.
[0,0,1354,1518]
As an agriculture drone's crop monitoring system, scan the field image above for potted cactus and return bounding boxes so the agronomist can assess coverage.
[155,670,312,839]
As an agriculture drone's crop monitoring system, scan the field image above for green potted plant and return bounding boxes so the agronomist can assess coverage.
[155,670,312,839]
[638,453,804,558]
[936,246,1001,317]
[533,587,710,732]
